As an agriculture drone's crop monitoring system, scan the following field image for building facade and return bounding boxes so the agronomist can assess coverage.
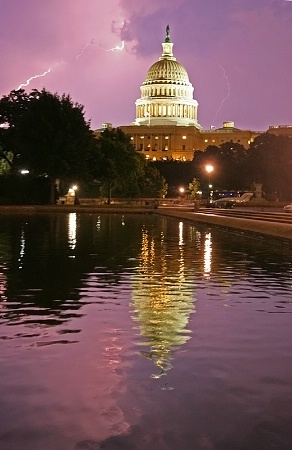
[95,26,291,161]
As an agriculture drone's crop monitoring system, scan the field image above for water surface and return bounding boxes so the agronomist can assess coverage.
[0,213,292,450]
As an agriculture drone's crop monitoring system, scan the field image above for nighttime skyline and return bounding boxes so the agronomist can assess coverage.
[1,0,291,131]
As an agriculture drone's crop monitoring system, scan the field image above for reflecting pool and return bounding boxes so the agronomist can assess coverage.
[0,213,292,450]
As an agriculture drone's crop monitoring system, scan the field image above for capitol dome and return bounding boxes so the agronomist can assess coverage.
[134,26,201,128]
[144,59,190,85]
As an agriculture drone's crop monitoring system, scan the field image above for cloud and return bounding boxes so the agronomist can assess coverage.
[0,0,291,130]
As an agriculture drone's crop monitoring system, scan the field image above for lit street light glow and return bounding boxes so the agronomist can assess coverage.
[205,165,214,205]
[205,165,214,175]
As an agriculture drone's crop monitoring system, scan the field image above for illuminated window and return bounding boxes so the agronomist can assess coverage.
[204,139,208,143]
[163,146,168,151]
[140,136,144,139]
[165,136,169,140]
[146,155,150,159]
[182,135,187,139]
[152,157,157,161]
[130,136,134,140]
[155,136,158,140]
[212,139,215,143]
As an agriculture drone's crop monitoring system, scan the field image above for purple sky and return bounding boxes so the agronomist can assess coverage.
[1,0,291,131]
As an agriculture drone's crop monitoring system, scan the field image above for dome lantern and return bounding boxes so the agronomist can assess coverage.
[161,24,175,60]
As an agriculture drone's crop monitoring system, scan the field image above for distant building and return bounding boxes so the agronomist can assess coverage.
[94,27,291,161]
[267,125,292,138]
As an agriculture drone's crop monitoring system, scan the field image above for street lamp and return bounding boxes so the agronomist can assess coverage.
[68,185,79,205]
[178,187,185,204]
[205,165,214,205]
[72,185,79,205]
[205,165,213,181]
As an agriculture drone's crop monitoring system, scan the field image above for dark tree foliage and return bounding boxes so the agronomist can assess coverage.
[92,128,145,203]
[91,128,167,201]
[150,159,195,196]
[138,164,167,198]
[193,142,249,192]
[0,174,51,205]
[246,133,292,200]
[0,89,31,170]
[0,88,95,204]
[192,136,292,199]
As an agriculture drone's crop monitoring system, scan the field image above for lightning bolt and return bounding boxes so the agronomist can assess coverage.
[106,41,125,52]
[15,36,125,91]
[16,68,52,90]
[75,38,125,56]
[75,39,96,59]
[211,64,231,127]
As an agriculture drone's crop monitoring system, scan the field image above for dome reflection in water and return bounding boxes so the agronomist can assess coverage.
[131,222,195,380]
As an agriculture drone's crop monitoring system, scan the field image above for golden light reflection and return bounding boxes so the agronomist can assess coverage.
[18,228,26,269]
[178,222,185,286]
[179,221,183,246]
[68,213,77,254]
[131,225,195,381]
[96,215,101,231]
[0,268,8,303]
[203,232,212,277]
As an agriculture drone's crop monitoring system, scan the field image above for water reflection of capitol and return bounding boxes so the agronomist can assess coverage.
[131,219,212,379]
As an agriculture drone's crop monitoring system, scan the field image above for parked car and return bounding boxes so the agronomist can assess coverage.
[211,192,254,208]
[284,203,292,213]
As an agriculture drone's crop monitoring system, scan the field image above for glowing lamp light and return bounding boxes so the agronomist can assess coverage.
[205,165,214,204]
[179,187,185,194]
[205,165,214,174]
[205,165,214,187]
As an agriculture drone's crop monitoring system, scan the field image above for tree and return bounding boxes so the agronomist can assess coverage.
[247,133,292,200]
[151,159,195,196]
[217,142,248,190]
[139,164,168,198]
[0,147,12,175]
[0,89,31,171]
[193,142,248,192]
[92,128,145,203]
[188,178,200,200]
[0,88,95,204]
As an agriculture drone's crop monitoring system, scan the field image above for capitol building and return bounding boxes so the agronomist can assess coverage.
[96,26,291,161]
